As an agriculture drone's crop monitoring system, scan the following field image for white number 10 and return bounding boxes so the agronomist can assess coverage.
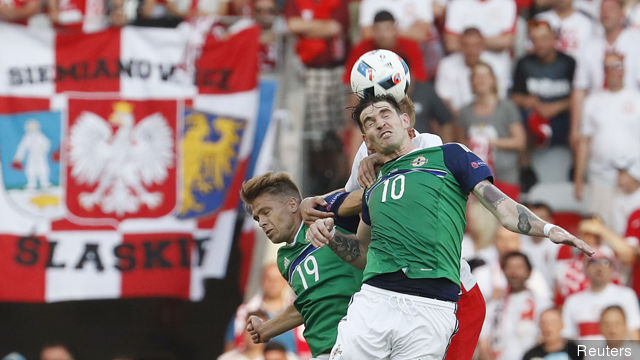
[381,175,405,202]
[295,255,320,289]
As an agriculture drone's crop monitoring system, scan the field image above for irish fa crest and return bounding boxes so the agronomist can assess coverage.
[411,155,427,167]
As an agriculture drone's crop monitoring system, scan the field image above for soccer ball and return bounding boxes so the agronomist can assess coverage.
[350,49,411,102]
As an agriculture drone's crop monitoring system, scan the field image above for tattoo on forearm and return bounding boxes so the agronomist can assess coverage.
[482,184,507,208]
[516,205,532,234]
[328,232,362,263]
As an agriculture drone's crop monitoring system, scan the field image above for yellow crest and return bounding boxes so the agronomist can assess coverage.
[113,101,133,114]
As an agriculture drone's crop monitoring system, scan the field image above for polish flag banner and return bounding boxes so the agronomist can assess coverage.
[0,22,266,302]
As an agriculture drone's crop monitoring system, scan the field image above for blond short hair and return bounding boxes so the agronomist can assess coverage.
[240,171,301,208]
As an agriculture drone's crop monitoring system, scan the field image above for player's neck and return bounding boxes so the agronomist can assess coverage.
[288,219,303,244]
[379,141,418,163]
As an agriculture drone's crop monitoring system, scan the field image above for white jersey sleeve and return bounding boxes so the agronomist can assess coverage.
[344,132,443,192]
[413,132,443,148]
[345,142,369,192]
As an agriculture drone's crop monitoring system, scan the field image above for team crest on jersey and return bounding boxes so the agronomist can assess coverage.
[411,156,427,167]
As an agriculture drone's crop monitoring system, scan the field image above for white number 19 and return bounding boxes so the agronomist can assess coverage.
[294,255,319,290]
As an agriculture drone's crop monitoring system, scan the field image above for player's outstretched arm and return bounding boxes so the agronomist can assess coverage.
[246,304,304,344]
[472,180,595,257]
[307,218,370,270]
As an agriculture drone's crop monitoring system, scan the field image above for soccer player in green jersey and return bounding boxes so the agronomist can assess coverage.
[307,94,595,360]
[240,172,363,360]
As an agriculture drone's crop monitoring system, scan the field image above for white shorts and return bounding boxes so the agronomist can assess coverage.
[329,284,458,360]
[312,355,330,360]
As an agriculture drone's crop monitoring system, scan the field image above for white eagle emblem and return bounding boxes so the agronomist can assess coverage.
[411,155,427,167]
[68,101,174,216]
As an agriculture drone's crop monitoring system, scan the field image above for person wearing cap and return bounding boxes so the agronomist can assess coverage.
[561,248,640,341]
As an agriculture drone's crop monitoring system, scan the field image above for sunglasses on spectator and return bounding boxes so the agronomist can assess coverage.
[604,62,624,71]
[255,7,277,14]
[587,258,612,266]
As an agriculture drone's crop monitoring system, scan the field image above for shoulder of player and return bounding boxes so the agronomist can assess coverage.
[412,132,443,148]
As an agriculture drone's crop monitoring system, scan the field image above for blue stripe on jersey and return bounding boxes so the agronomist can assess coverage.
[287,244,318,283]
[317,192,360,234]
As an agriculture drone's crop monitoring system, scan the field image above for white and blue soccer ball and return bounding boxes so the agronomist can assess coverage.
[350,49,411,103]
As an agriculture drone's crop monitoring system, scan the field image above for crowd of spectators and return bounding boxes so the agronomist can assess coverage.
[5,0,640,359]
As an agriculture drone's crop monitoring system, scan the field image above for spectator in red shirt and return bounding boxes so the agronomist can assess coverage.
[285,0,350,195]
[343,10,427,86]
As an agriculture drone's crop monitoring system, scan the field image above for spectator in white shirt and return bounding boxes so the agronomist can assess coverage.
[479,252,551,360]
[573,51,640,226]
[570,0,640,150]
[535,0,596,59]
[561,251,640,340]
[435,28,510,114]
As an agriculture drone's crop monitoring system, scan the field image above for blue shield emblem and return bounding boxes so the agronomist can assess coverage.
[177,109,245,219]
[0,111,64,218]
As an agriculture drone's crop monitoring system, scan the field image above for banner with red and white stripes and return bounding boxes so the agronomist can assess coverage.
[0,22,266,302]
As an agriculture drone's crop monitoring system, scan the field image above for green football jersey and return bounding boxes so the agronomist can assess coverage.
[362,144,493,286]
[277,224,363,357]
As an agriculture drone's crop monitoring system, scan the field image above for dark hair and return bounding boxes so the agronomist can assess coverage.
[374,10,395,23]
[264,341,287,353]
[352,94,402,132]
[501,251,532,272]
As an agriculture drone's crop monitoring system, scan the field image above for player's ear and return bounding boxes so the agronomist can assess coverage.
[401,113,411,129]
[288,197,299,212]
[362,133,371,148]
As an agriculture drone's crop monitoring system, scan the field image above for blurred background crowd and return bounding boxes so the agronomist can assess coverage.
[3,0,640,359]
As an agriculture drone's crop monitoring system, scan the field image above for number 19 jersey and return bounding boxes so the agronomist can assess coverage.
[362,143,493,286]
[277,224,363,357]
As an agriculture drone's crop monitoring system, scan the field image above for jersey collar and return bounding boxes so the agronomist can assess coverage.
[285,221,305,248]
